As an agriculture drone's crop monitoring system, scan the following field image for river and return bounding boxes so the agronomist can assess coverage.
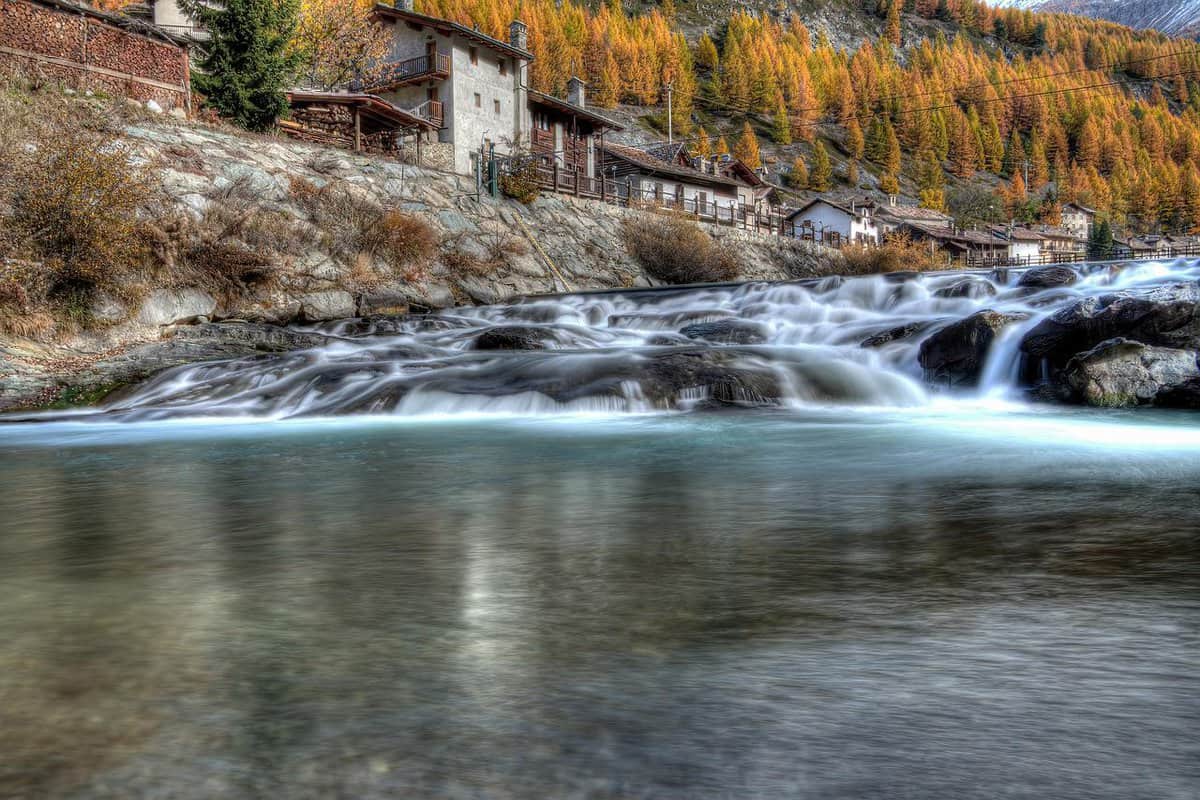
[2,265,1199,798]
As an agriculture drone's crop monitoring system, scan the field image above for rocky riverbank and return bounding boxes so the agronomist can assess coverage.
[1,109,840,411]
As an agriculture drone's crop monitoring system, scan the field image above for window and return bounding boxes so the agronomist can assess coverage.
[494,99,501,115]
[474,93,481,108]
[498,59,507,76]
[534,112,551,131]
[469,47,478,65]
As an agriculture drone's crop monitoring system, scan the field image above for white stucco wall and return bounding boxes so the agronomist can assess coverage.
[791,201,878,245]
[1009,240,1041,261]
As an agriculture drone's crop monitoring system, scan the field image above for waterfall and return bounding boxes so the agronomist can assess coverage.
[39,259,1200,421]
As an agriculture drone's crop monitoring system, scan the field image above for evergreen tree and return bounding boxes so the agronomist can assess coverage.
[771,96,792,144]
[695,126,713,158]
[885,0,902,46]
[716,136,731,156]
[695,34,719,71]
[734,120,762,168]
[183,0,301,131]
[809,141,833,191]
[845,117,865,161]
[880,171,900,196]
[1088,218,1114,259]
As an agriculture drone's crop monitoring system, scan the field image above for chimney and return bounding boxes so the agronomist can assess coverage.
[395,0,413,10]
[567,76,586,108]
[509,20,528,51]
[889,194,897,207]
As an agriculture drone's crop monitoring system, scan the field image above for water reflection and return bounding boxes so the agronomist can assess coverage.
[1,416,1198,798]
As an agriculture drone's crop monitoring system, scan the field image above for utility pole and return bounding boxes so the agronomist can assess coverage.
[1023,158,1030,187]
[666,82,673,144]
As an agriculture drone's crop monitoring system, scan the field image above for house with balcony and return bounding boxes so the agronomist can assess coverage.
[367,0,534,175]
[598,142,749,220]
[1061,202,1096,240]
[785,197,880,247]
[527,77,623,194]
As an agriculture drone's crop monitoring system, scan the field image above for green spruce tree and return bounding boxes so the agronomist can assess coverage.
[183,0,301,131]
[809,141,833,191]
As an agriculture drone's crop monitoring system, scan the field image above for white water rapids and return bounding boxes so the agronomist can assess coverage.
[53,259,1200,420]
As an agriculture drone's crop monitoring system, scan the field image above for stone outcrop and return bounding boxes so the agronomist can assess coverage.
[1058,338,1200,407]
[1017,265,1079,290]
[918,310,1029,385]
[678,320,768,345]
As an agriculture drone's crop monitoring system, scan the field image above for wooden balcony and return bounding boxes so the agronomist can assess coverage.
[374,52,451,89]
[409,99,444,129]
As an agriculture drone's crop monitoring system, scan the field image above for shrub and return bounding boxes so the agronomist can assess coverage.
[499,157,541,204]
[5,131,150,302]
[441,229,528,277]
[622,213,739,284]
[301,182,437,275]
[839,233,944,275]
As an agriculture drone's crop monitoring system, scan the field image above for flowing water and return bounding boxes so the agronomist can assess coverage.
[2,262,1200,798]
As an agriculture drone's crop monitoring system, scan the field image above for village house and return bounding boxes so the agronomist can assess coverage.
[989,225,1046,263]
[123,0,207,39]
[367,0,534,176]
[874,200,953,235]
[598,142,749,220]
[1032,225,1087,258]
[898,222,1009,263]
[527,78,623,193]
[784,197,879,247]
[1061,202,1096,240]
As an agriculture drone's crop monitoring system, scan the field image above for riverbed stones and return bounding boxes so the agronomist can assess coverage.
[1017,265,1079,290]
[1020,293,1200,366]
[1155,377,1200,409]
[919,310,1030,385]
[678,319,768,345]
[861,321,933,348]
[472,326,553,350]
[1060,338,1200,407]
[931,276,998,299]
[298,291,356,322]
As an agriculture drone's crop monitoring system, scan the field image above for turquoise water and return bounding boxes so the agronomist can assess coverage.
[2,408,1199,798]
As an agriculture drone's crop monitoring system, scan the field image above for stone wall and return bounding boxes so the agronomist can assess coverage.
[0,0,190,109]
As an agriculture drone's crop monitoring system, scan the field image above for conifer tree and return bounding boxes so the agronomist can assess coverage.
[771,96,792,144]
[716,135,731,156]
[846,159,860,186]
[695,34,719,71]
[845,117,865,161]
[184,0,301,131]
[880,171,900,196]
[809,141,833,191]
[734,121,762,168]
[695,127,713,158]
[885,0,902,46]
[787,155,809,189]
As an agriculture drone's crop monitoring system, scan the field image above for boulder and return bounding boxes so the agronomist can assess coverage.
[678,319,768,345]
[1017,265,1079,290]
[298,290,356,322]
[1060,338,1200,407]
[918,310,1029,385]
[1155,377,1200,409]
[1020,294,1200,367]
[138,288,217,326]
[472,326,553,350]
[357,291,410,317]
[931,276,998,299]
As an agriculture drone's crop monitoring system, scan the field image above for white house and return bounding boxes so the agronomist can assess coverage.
[599,142,747,218]
[785,197,879,247]
[990,225,1045,263]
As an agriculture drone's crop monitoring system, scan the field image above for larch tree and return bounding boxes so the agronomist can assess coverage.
[771,96,792,144]
[787,155,809,189]
[292,0,390,91]
[734,121,763,168]
[809,141,833,191]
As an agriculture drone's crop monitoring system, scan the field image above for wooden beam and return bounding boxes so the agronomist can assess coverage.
[353,106,362,152]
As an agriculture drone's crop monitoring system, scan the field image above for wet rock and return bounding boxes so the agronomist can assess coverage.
[472,326,553,350]
[640,349,782,407]
[138,288,217,326]
[1155,377,1200,409]
[932,276,998,299]
[357,291,410,317]
[678,319,768,345]
[1060,338,1200,407]
[299,290,356,322]
[1020,294,1200,367]
[1017,265,1079,290]
[861,321,933,348]
[919,310,1030,385]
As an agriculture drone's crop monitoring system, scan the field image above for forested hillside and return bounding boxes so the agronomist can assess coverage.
[413,0,1200,233]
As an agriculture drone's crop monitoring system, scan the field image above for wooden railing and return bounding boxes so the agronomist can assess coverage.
[409,99,444,128]
[374,52,451,87]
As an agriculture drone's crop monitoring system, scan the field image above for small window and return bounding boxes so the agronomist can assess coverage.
[469,47,478,65]
[494,99,501,114]
[474,93,481,108]
[498,59,507,76]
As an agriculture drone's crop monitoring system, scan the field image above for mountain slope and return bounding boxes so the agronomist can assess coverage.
[990,0,1200,38]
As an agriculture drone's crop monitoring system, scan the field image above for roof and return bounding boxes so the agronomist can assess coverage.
[1063,202,1096,215]
[643,141,691,165]
[901,222,1006,247]
[600,142,743,189]
[876,203,952,223]
[527,90,623,131]
[286,91,440,130]
[786,196,874,221]
[371,5,533,60]
[990,225,1046,242]
[1031,225,1082,240]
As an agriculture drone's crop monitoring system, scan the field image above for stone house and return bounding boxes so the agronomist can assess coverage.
[1061,202,1096,240]
[598,142,748,218]
[874,200,953,236]
[527,78,623,192]
[785,197,880,247]
[367,0,534,176]
[989,225,1046,263]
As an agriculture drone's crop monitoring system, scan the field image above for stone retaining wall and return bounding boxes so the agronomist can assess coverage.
[0,0,190,109]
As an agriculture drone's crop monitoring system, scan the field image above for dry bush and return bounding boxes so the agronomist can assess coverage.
[622,213,740,284]
[499,158,541,204]
[300,182,437,275]
[839,233,945,275]
[441,229,528,277]
[4,129,151,307]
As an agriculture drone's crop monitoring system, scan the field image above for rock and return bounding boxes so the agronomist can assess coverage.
[931,276,998,299]
[1020,294,1200,366]
[678,319,768,345]
[1060,338,1200,407]
[138,288,217,326]
[145,100,164,114]
[861,321,933,348]
[169,107,188,120]
[472,326,553,350]
[358,291,410,317]
[1155,377,1200,409]
[919,310,1029,385]
[90,292,128,324]
[1017,265,1079,290]
[298,290,356,321]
